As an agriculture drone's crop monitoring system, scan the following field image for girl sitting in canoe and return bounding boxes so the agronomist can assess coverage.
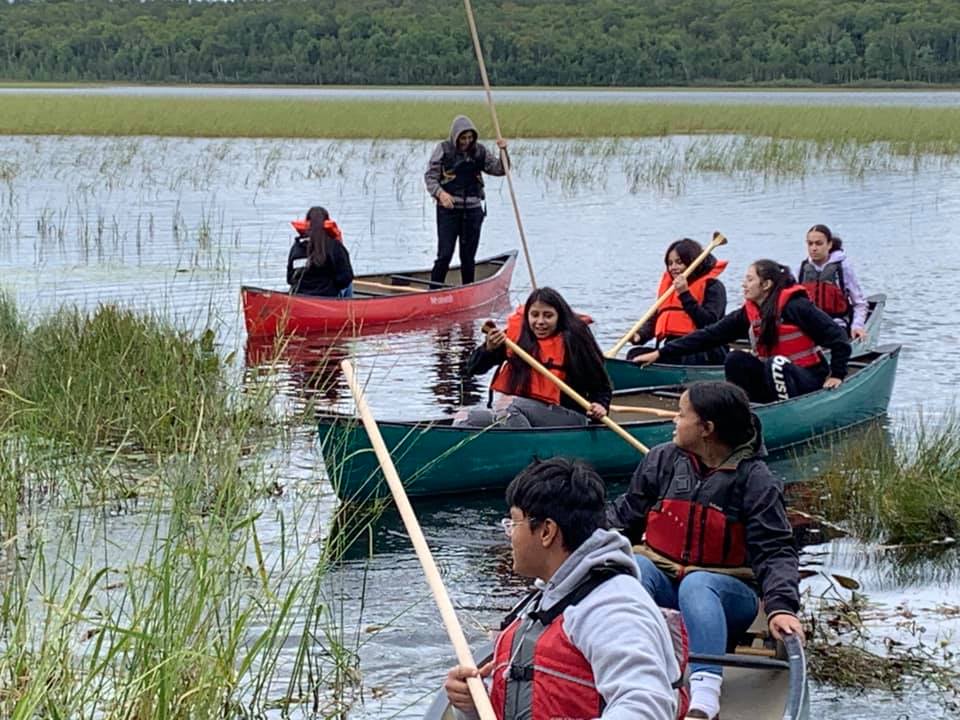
[627,238,728,365]
[287,206,354,298]
[453,287,612,428]
[607,380,804,720]
[798,224,868,340]
[632,259,850,403]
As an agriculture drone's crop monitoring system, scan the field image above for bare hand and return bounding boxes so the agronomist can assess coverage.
[485,328,507,352]
[495,138,508,150]
[822,377,842,390]
[672,275,689,294]
[851,327,867,340]
[633,350,660,366]
[586,402,607,420]
[768,613,806,644]
[444,662,493,712]
[437,190,455,209]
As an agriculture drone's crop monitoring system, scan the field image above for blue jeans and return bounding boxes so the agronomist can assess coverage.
[635,555,759,676]
[338,283,354,299]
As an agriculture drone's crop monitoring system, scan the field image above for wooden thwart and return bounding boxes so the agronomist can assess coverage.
[353,279,427,294]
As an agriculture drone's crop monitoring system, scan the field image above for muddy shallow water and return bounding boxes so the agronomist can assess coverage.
[1,130,958,717]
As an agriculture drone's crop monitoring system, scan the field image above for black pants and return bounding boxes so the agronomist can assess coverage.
[724,351,828,403]
[431,205,484,285]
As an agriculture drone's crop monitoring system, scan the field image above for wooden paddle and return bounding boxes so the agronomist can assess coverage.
[340,360,496,720]
[353,279,427,294]
[609,404,678,418]
[463,0,537,290]
[482,323,649,454]
[605,231,728,358]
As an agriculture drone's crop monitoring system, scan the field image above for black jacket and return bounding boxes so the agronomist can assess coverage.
[658,293,851,378]
[606,439,800,617]
[465,342,613,415]
[287,239,354,297]
[635,278,728,345]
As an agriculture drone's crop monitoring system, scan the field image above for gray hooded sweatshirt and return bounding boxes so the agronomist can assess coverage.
[424,115,506,209]
[454,528,679,720]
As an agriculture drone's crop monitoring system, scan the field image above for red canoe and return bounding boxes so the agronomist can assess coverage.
[241,251,517,337]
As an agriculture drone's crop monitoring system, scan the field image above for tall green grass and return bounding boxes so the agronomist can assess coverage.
[810,414,960,545]
[2,95,959,153]
[0,296,384,717]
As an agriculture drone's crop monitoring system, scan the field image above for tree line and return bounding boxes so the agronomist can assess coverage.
[2,0,960,86]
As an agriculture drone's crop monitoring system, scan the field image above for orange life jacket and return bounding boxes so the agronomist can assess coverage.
[290,218,343,241]
[653,261,728,341]
[490,307,566,405]
[743,285,822,368]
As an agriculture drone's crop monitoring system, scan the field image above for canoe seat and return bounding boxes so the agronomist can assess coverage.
[733,605,780,658]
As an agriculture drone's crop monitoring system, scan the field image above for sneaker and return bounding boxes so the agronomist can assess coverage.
[685,710,719,720]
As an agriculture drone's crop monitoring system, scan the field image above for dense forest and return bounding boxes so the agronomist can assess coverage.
[2,0,960,86]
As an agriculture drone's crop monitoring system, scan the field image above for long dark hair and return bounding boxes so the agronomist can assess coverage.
[752,259,797,351]
[664,238,716,282]
[807,223,843,252]
[503,287,607,397]
[686,381,756,449]
[305,206,337,267]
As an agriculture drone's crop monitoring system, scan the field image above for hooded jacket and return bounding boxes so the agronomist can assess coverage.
[455,528,679,720]
[606,435,800,619]
[424,115,506,209]
[797,249,868,332]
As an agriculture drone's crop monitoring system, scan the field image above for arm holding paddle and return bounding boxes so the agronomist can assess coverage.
[482,321,647,454]
[633,309,750,365]
[607,231,728,358]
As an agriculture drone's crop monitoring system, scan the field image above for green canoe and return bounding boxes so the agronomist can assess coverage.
[605,293,886,390]
[319,345,899,501]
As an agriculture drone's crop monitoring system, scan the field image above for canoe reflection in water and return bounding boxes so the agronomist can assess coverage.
[245,334,351,405]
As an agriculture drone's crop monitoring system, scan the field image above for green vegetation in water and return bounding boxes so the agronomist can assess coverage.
[2,96,960,155]
[0,292,393,717]
[808,415,960,547]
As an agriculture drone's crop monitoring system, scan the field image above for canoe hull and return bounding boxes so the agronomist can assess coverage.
[242,251,517,336]
[320,346,899,501]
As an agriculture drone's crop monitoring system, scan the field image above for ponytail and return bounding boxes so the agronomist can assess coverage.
[751,259,797,351]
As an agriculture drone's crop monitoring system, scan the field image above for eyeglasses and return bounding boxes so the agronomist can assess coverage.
[500,517,537,537]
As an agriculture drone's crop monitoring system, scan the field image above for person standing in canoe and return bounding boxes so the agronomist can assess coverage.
[453,287,612,428]
[424,115,508,286]
[607,381,804,720]
[445,457,681,720]
[627,238,729,365]
[287,206,354,298]
[798,224,868,340]
[632,260,850,403]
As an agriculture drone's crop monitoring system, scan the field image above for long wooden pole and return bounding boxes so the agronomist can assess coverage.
[483,325,649,454]
[605,231,728,358]
[463,0,537,290]
[340,360,496,720]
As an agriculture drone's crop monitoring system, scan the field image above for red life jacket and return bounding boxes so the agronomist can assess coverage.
[643,452,749,570]
[489,307,566,405]
[798,259,849,318]
[489,566,689,720]
[743,285,822,368]
[653,261,728,340]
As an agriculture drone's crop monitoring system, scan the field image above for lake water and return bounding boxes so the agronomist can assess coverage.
[4,85,960,107]
[1,128,958,718]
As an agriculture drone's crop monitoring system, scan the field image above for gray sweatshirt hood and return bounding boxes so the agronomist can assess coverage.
[449,114,479,146]
[536,528,638,611]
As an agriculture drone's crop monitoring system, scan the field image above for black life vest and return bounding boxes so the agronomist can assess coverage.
[439,141,488,198]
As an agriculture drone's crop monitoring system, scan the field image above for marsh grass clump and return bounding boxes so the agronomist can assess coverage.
[6,304,251,458]
[809,414,960,546]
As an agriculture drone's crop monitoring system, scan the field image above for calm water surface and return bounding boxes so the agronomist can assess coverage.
[1,131,958,718]
[4,85,960,107]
